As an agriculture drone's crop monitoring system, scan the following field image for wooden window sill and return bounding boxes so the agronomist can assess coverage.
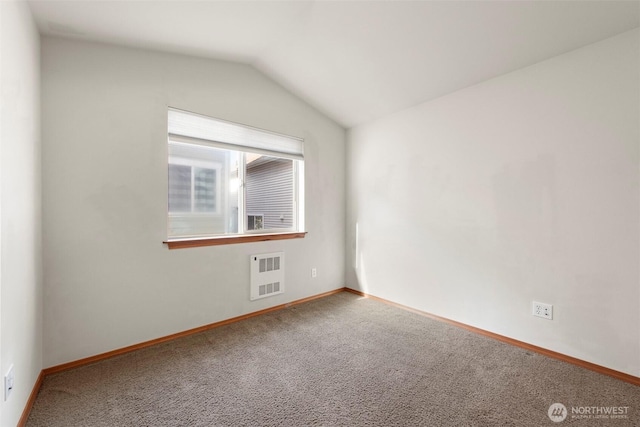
[164,232,307,249]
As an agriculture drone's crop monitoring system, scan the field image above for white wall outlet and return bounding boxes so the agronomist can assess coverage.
[4,365,14,401]
[533,301,553,320]
[311,268,317,278]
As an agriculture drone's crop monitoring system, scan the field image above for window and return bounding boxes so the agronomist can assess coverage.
[168,160,219,214]
[247,214,264,231]
[167,108,304,244]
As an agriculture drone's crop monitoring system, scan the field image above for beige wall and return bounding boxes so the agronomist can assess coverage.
[7,11,638,425]
[41,37,346,367]
[0,1,43,425]
[347,29,640,376]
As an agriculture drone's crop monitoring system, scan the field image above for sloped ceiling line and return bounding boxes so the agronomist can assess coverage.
[27,0,640,128]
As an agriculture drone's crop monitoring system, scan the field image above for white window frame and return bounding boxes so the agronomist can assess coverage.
[167,108,305,241]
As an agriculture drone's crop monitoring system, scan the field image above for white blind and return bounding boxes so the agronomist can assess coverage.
[168,108,304,161]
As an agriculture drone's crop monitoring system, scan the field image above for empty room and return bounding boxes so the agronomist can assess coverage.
[2,0,639,426]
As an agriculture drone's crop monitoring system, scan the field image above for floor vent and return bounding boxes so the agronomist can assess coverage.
[250,252,284,300]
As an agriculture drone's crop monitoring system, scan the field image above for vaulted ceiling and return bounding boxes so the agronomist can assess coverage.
[27,0,640,128]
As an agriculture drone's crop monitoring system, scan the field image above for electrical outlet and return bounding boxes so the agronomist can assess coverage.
[311,268,317,278]
[4,365,14,401]
[533,301,553,320]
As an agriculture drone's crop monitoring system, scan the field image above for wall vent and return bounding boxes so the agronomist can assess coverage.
[250,252,284,300]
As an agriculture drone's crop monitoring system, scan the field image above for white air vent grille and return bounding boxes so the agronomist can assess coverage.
[251,252,284,300]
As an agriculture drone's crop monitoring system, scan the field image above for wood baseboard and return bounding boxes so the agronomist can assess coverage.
[344,287,640,386]
[17,370,44,427]
[43,288,345,376]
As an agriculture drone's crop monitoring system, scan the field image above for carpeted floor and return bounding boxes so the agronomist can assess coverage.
[27,292,639,426]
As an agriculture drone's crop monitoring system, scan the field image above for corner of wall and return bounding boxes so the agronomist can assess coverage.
[1,1,43,425]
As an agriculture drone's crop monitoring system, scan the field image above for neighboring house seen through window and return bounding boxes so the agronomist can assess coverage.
[247,214,264,231]
[168,160,219,214]
[167,108,304,240]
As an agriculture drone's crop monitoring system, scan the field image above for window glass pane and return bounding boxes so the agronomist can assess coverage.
[168,141,239,237]
[168,164,191,212]
[245,155,294,231]
[247,215,264,231]
[194,167,216,212]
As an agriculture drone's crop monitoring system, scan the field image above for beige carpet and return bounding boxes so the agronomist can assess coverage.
[27,291,639,426]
